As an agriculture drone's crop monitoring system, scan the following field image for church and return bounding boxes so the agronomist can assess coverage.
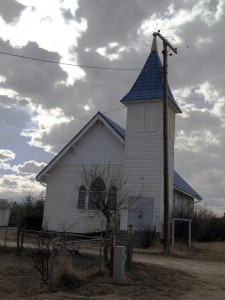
[36,37,202,236]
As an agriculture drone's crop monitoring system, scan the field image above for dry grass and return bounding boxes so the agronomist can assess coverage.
[0,246,198,300]
[1,241,225,299]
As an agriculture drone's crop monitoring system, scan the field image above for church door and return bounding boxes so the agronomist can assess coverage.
[128,197,154,231]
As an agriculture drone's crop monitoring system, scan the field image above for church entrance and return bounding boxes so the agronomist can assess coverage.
[128,197,154,231]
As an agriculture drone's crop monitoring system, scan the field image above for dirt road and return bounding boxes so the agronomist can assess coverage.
[134,253,225,299]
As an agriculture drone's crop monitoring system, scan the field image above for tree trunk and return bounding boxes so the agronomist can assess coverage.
[103,217,111,265]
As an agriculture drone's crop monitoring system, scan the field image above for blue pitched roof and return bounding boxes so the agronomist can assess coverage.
[121,50,181,113]
[100,112,125,140]
[174,171,202,200]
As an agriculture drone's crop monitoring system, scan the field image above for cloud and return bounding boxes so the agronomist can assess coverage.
[0,0,25,23]
[13,160,46,174]
[0,174,44,199]
[0,149,16,161]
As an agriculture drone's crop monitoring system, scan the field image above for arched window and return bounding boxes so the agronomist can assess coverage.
[77,185,86,209]
[88,177,106,210]
[107,186,117,211]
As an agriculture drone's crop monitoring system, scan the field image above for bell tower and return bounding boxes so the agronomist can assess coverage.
[120,37,181,234]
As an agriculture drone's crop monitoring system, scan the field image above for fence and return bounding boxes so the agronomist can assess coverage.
[0,227,17,247]
[15,229,112,272]
[0,227,133,276]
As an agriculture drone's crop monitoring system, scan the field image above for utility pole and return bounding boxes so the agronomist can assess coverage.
[153,31,177,256]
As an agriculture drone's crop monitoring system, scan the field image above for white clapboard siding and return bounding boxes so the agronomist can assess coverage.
[122,101,175,236]
[43,121,124,233]
[173,190,194,213]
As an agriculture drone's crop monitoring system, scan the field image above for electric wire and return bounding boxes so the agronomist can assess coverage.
[0,93,224,140]
[0,106,126,139]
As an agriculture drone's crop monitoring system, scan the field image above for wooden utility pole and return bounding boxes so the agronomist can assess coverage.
[153,31,177,256]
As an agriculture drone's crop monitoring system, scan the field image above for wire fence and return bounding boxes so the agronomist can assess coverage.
[0,227,17,247]
[0,227,110,271]
[0,227,134,284]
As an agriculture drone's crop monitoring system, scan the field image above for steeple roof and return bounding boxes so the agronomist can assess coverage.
[121,37,181,113]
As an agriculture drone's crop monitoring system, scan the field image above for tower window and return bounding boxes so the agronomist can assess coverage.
[138,106,158,132]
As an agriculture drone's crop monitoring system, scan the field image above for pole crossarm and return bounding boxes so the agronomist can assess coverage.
[153,31,178,54]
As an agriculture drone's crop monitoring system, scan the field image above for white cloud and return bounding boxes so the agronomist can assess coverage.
[21,105,73,152]
[0,149,16,161]
[0,173,44,199]
[12,160,46,174]
[96,43,128,61]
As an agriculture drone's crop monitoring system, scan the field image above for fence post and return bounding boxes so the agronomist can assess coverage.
[99,233,102,272]
[109,236,115,277]
[17,227,20,255]
[4,228,8,247]
[126,224,133,272]
[20,227,25,253]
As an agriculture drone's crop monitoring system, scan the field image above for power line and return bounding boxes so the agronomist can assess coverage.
[1,93,224,140]
[0,106,125,139]
[0,51,141,71]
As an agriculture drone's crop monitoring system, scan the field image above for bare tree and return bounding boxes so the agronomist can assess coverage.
[78,164,146,264]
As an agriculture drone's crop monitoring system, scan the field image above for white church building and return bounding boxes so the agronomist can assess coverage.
[36,37,202,236]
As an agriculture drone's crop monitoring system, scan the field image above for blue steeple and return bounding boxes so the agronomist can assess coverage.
[121,37,181,113]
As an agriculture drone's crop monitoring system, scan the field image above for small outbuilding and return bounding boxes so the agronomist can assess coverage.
[0,200,11,226]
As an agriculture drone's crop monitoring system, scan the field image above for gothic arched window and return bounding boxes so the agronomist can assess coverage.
[88,177,106,210]
[77,185,86,209]
[107,186,117,211]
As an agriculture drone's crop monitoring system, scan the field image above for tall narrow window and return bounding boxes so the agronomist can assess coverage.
[138,107,145,132]
[107,186,117,211]
[145,106,158,132]
[88,177,106,210]
[138,106,158,132]
[77,185,86,209]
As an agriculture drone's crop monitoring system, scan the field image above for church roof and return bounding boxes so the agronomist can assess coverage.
[121,37,181,113]
[174,171,202,201]
[99,112,125,140]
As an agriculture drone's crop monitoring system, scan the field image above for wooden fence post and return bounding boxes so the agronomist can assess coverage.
[99,234,102,273]
[126,224,133,272]
[109,236,115,277]
[4,228,8,247]
[17,227,20,255]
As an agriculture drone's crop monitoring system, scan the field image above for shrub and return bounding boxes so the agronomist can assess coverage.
[9,193,44,230]
[172,204,225,243]
[142,225,157,248]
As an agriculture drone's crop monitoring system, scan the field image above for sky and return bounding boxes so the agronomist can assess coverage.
[0,0,225,215]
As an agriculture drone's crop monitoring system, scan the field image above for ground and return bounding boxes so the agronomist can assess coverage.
[0,242,225,299]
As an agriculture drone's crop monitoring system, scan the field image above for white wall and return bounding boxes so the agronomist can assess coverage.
[0,208,10,226]
[43,121,124,233]
[121,101,176,236]
[173,190,194,216]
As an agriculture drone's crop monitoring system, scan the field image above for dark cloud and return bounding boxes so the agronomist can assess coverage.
[0,0,25,23]
[0,40,69,109]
